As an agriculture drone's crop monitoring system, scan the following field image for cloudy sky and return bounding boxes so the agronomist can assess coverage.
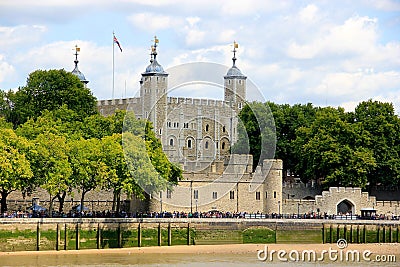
[1,0,399,113]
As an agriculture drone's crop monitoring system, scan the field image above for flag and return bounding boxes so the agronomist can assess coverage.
[114,35,122,52]
[234,41,238,49]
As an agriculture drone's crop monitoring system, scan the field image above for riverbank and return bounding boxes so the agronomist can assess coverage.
[0,243,399,256]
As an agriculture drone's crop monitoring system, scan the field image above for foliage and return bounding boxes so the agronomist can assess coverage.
[0,128,33,213]
[4,69,97,127]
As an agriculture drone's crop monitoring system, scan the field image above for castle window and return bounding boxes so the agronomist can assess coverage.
[230,191,234,200]
[265,192,268,199]
[168,122,172,128]
[193,190,198,199]
[205,124,209,132]
[222,126,226,132]
[238,103,242,109]
[187,139,192,148]
[159,192,162,198]
[169,138,174,146]
[205,141,209,149]
[216,142,219,148]
[212,192,217,199]
[159,129,162,135]
[274,191,276,198]
[256,192,260,200]
[166,189,172,199]
[221,142,226,150]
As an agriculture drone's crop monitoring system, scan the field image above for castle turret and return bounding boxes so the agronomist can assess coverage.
[263,159,283,214]
[140,36,168,139]
[224,41,247,111]
[71,45,89,87]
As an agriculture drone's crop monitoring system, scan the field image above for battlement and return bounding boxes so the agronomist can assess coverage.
[97,97,140,106]
[328,187,362,195]
[167,96,227,107]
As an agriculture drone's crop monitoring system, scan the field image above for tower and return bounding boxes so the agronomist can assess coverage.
[263,159,283,214]
[224,41,247,144]
[71,45,89,86]
[224,41,247,112]
[140,36,168,139]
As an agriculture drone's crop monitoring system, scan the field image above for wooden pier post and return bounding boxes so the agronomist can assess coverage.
[36,222,40,251]
[158,223,162,246]
[117,223,122,248]
[138,223,142,247]
[75,223,80,250]
[168,223,172,246]
[329,224,333,243]
[187,223,191,245]
[64,224,68,250]
[97,223,101,249]
[56,223,60,251]
[322,224,325,244]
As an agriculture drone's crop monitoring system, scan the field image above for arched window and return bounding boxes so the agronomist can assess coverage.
[169,138,174,146]
[222,126,226,132]
[205,141,209,149]
[221,142,225,150]
[205,124,209,132]
[187,139,192,148]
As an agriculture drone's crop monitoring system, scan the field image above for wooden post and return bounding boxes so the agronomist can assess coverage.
[363,225,366,243]
[356,225,360,244]
[75,223,80,250]
[329,224,333,243]
[389,225,392,243]
[168,223,172,246]
[157,223,162,246]
[97,223,101,249]
[397,225,399,243]
[349,225,352,243]
[36,222,40,251]
[322,224,325,244]
[64,224,68,250]
[138,223,142,247]
[377,225,380,243]
[117,223,122,248]
[187,223,191,245]
[382,225,386,243]
[56,223,60,251]
[336,225,340,242]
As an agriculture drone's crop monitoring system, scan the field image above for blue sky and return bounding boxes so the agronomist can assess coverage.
[0,0,399,113]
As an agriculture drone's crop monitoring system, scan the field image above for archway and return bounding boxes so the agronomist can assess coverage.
[337,199,354,215]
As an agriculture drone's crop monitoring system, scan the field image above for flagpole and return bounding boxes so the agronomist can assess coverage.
[112,31,115,101]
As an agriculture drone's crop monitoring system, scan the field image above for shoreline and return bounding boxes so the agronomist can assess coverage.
[0,243,399,257]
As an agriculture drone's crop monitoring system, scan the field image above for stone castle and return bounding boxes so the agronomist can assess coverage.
[5,38,400,218]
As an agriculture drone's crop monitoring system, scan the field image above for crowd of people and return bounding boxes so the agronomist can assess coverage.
[1,209,399,220]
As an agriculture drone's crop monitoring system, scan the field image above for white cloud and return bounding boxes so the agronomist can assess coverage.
[0,55,15,86]
[0,25,47,49]
[287,15,378,59]
[128,13,181,31]
[299,4,319,23]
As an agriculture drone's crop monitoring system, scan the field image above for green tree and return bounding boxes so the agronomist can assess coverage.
[0,128,33,213]
[69,138,109,212]
[294,107,376,188]
[353,100,400,186]
[28,133,72,216]
[267,102,316,177]
[6,69,97,126]
[232,102,276,170]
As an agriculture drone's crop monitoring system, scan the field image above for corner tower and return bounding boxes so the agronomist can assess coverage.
[224,41,247,112]
[71,45,89,87]
[140,36,168,139]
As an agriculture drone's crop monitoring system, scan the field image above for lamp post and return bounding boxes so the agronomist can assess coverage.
[297,203,300,219]
[278,201,281,218]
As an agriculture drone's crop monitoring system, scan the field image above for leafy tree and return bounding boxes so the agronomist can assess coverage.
[6,69,97,126]
[294,107,376,188]
[69,138,109,212]
[353,100,400,186]
[267,102,316,177]
[233,102,276,170]
[0,128,33,213]
[28,133,72,215]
